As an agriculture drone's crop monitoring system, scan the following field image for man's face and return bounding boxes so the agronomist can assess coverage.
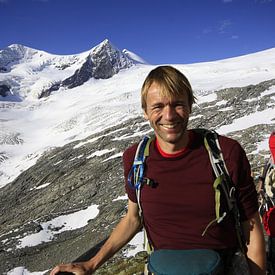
[144,82,191,151]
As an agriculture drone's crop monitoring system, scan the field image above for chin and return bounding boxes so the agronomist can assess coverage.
[163,134,184,144]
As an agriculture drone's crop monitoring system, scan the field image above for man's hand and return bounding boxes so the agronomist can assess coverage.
[50,262,94,275]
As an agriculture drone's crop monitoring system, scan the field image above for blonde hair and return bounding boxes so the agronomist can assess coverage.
[141,66,195,111]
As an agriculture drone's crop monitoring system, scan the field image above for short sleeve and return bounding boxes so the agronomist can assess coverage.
[123,144,138,203]
[224,140,258,221]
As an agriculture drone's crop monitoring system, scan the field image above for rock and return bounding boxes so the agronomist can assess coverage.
[0,84,10,97]
[39,82,61,99]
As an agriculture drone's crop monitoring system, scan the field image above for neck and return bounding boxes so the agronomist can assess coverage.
[156,131,189,154]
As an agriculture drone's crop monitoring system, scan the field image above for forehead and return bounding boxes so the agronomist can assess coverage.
[146,82,189,104]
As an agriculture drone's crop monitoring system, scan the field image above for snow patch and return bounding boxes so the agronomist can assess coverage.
[17,204,99,248]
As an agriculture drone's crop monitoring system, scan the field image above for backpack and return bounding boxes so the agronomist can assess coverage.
[259,160,275,273]
[127,129,247,274]
[264,161,275,199]
[260,160,275,237]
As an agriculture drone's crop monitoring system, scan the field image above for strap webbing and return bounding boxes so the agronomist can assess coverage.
[202,130,246,253]
[127,135,154,219]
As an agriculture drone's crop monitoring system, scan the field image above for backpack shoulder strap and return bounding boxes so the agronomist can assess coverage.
[127,135,154,217]
[127,135,155,255]
[203,129,234,214]
[196,128,246,253]
[262,159,272,180]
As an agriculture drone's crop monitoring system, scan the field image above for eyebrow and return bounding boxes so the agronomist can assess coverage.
[150,102,164,108]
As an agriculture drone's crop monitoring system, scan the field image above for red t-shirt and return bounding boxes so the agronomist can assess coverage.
[123,130,258,250]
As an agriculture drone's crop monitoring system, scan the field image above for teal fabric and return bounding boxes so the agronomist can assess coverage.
[148,249,222,275]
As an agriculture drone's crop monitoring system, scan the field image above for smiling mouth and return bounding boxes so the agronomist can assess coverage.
[160,123,179,129]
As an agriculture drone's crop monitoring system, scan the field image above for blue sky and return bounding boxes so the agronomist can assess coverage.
[0,0,275,64]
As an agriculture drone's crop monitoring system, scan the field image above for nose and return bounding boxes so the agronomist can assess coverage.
[163,105,177,121]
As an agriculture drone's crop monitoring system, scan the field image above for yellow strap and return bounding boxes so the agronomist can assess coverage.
[201,135,224,236]
[213,175,223,220]
[202,175,226,236]
[204,136,211,152]
[204,135,221,220]
[144,137,154,158]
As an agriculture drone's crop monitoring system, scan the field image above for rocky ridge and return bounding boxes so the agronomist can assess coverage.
[0,79,274,274]
[39,40,135,97]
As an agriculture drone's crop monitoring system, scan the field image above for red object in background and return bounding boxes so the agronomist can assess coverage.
[269,132,275,162]
[263,206,275,237]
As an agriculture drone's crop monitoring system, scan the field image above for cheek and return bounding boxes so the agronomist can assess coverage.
[145,109,157,119]
[146,113,161,126]
[180,108,190,117]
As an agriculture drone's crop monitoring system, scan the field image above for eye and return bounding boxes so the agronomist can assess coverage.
[174,102,189,112]
[174,102,186,108]
[151,104,163,111]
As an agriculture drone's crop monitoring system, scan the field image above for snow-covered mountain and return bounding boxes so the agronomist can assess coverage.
[0,41,275,274]
[0,39,146,100]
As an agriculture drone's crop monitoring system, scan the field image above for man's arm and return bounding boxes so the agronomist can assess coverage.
[242,211,266,275]
[50,200,142,275]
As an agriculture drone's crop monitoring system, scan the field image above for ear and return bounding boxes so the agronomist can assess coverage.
[143,110,149,120]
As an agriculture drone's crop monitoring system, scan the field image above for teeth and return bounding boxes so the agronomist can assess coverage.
[162,124,177,129]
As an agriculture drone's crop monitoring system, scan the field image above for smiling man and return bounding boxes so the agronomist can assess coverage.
[51,66,266,275]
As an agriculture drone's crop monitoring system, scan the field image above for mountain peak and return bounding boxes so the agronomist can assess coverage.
[122,49,148,64]
[91,40,147,65]
[7,43,26,51]
[101,38,111,46]
[0,44,38,69]
[58,39,134,90]
[3,43,38,56]
[1,43,27,56]
[91,39,118,55]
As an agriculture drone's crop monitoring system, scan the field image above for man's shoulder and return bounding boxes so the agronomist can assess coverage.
[190,129,239,146]
[123,142,139,161]
[190,128,243,154]
[123,136,156,164]
[218,133,239,144]
[218,133,242,151]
